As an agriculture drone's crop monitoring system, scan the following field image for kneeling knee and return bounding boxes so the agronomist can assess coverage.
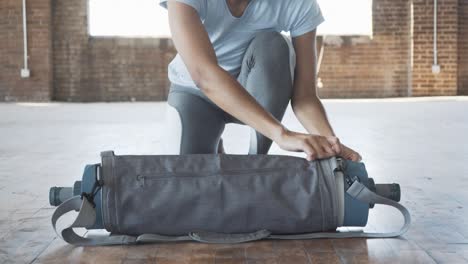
[249,32,290,63]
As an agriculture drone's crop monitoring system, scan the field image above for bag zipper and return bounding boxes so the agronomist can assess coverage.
[135,167,291,187]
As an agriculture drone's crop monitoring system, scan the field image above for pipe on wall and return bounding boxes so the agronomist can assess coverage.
[21,0,30,78]
[434,0,437,65]
[408,0,414,96]
[432,0,440,74]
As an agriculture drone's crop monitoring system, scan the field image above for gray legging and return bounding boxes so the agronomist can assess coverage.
[166,31,294,155]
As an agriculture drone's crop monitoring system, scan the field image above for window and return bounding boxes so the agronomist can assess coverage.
[317,0,373,36]
[88,0,372,37]
[89,0,171,37]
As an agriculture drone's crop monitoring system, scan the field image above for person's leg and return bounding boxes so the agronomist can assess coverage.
[235,31,295,154]
[165,84,226,154]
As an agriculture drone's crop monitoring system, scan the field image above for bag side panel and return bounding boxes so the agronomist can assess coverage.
[105,154,337,236]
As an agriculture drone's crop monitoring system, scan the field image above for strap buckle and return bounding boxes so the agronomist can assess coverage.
[80,165,103,208]
[336,158,361,189]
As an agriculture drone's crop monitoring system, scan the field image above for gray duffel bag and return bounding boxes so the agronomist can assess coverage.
[51,150,410,246]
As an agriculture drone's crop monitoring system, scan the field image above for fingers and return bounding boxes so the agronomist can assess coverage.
[303,136,336,160]
[326,136,342,154]
[326,136,340,145]
[319,136,339,158]
[352,152,362,162]
[300,139,316,161]
[307,139,326,159]
[315,136,334,155]
[305,153,316,161]
[347,149,361,161]
[276,130,351,161]
[300,134,362,162]
[338,144,363,162]
[320,137,337,156]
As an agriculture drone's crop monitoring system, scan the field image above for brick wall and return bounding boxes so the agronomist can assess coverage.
[0,0,466,101]
[0,0,52,101]
[51,0,88,101]
[85,38,174,101]
[52,0,173,101]
[459,0,468,95]
[412,0,458,96]
[318,0,410,98]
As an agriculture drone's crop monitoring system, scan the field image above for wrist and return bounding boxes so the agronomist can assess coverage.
[271,124,289,143]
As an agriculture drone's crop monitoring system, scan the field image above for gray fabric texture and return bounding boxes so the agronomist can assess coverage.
[101,151,339,236]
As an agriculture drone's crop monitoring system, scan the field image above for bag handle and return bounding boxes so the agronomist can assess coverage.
[137,230,272,244]
[188,230,271,244]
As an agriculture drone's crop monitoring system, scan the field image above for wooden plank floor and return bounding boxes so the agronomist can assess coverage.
[1,98,468,264]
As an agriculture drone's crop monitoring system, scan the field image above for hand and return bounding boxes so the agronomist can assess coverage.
[274,128,341,161]
[338,144,362,162]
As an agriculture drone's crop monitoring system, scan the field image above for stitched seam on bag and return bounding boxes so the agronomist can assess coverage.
[316,162,325,232]
[327,159,338,229]
[112,155,121,234]
[101,163,108,231]
[103,156,113,233]
[136,168,290,180]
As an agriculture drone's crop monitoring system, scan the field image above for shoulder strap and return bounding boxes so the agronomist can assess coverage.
[52,196,139,246]
[52,181,410,245]
[52,196,266,245]
[269,181,411,240]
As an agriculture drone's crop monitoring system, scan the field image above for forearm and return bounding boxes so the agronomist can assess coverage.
[198,65,285,141]
[292,96,335,137]
[290,31,335,137]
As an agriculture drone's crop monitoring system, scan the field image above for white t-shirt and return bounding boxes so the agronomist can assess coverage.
[159,0,324,88]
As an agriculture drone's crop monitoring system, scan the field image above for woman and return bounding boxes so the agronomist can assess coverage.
[161,0,361,161]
